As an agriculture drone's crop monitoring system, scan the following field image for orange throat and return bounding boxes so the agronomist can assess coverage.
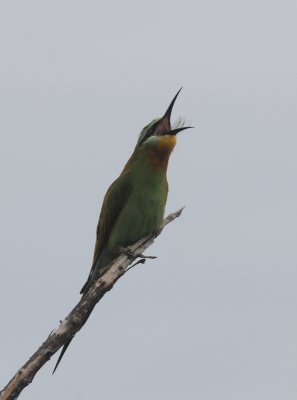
[148,135,176,168]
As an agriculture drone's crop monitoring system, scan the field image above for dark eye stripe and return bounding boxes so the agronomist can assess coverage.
[139,123,158,146]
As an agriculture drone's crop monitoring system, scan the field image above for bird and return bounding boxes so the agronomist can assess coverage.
[53,88,191,373]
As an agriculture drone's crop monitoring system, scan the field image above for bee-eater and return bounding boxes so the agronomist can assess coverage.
[53,88,191,373]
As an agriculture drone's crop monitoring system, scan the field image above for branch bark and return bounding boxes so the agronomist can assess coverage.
[0,208,184,400]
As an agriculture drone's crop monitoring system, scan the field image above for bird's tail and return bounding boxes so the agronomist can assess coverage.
[52,295,95,374]
[52,338,73,374]
[53,262,105,373]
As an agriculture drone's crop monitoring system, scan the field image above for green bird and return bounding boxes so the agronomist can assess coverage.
[53,88,191,373]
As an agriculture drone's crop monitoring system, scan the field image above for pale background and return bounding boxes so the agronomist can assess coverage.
[1,1,297,399]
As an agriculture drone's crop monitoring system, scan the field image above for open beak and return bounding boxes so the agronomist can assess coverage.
[155,88,192,136]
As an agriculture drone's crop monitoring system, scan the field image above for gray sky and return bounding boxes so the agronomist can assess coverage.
[1,1,297,399]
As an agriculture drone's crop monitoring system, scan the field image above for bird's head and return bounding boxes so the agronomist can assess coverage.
[136,88,191,155]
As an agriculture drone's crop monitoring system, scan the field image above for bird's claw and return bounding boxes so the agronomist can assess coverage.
[120,246,157,261]
[120,246,135,259]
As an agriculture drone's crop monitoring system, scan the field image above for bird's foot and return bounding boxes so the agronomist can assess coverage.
[120,246,136,259]
[120,246,157,261]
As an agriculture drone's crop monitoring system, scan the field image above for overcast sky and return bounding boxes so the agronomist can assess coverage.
[1,1,297,399]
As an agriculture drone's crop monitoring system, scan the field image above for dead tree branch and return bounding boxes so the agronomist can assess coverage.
[0,208,184,400]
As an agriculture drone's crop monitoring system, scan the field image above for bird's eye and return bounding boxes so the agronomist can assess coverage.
[139,124,157,146]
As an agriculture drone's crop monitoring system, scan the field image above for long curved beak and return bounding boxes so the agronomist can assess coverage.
[163,87,183,123]
[155,88,192,136]
[167,126,193,135]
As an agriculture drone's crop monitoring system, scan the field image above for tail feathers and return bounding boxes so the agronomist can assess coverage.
[80,266,107,295]
[80,279,88,295]
[54,271,103,372]
[52,338,73,374]
[52,303,94,373]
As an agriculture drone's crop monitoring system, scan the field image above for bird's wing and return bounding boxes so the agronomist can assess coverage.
[80,172,131,294]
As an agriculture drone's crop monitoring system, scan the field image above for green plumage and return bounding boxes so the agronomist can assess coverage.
[53,89,190,373]
[80,146,169,294]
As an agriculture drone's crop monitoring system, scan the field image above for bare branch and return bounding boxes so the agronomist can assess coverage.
[0,208,184,400]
